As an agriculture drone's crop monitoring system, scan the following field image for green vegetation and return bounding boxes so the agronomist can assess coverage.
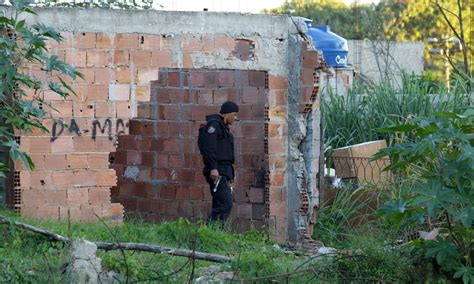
[264,0,472,87]
[322,73,470,151]
[0,206,427,282]
[0,0,82,176]
[375,108,474,283]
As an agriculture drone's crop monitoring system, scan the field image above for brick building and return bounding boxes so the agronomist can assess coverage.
[0,7,338,243]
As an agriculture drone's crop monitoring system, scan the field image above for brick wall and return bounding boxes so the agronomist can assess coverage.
[4,8,328,243]
[110,68,268,231]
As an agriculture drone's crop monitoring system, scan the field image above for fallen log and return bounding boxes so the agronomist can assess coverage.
[95,242,232,263]
[0,215,232,263]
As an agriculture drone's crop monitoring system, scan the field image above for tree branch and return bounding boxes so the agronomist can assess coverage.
[0,215,233,263]
[434,0,462,42]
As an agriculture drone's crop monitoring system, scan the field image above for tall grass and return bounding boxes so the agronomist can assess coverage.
[322,72,471,151]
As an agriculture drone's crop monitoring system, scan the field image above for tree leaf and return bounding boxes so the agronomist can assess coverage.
[377,124,418,133]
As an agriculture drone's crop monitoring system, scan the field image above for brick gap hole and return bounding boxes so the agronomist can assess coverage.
[87,105,93,109]
[140,36,144,44]
[40,180,45,185]
[82,32,85,36]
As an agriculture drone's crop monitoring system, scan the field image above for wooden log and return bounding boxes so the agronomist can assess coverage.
[0,215,232,263]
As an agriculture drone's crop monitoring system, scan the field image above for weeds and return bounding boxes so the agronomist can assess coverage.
[322,72,470,152]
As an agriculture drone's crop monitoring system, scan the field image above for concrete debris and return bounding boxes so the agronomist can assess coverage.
[65,238,102,284]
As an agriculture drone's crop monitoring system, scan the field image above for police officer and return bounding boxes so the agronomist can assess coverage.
[200,101,239,223]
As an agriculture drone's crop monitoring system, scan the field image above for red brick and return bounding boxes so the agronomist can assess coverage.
[73,101,95,118]
[94,101,114,118]
[44,154,67,170]
[29,137,51,153]
[269,90,286,107]
[160,185,176,200]
[270,202,287,218]
[157,154,169,168]
[86,50,112,67]
[160,104,179,121]
[67,154,88,169]
[94,67,116,83]
[170,89,191,104]
[168,154,182,167]
[242,87,259,103]
[36,206,60,220]
[248,187,264,203]
[252,204,266,220]
[190,186,203,200]
[137,68,158,84]
[96,33,116,48]
[139,34,160,50]
[89,187,111,204]
[88,153,109,169]
[117,33,138,49]
[94,137,116,152]
[46,189,68,206]
[140,152,155,167]
[22,188,46,206]
[269,75,288,90]
[67,188,89,205]
[51,136,74,153]
[51,101,73,118]
[109,84,130,101]
[73,32,96,49]
[175,186,189,200]
[210,89,226,104]
[96,169,117,186]
[30,171,53,188]
[197,90,213,104]
[236,203,251,219]
[268,138,286,154]
[130,50,152,68]
[190,71,205,87]
[73,170,95,186]
[136,85,150,102]
[151,50,172,67]
[190,105,217,121]
[52,171,74,187]
[204,72,219,86]
[127,150,142,164]
[59,206,81,221]
[86,84,109,101]
[116,66,135,84]
[65,50,87,67]
[218,70,234,87]
[114,50,129,66]
[73,136,95,152]
[248,71,266,87]
[166,72,179,87]
[115,101,131,118]
[301,69,314,85]
[182,51,194,68]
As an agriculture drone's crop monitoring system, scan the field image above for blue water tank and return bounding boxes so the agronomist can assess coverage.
[304,19,348,68]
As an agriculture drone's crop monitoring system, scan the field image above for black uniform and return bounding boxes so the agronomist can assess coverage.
[201,114,234,222]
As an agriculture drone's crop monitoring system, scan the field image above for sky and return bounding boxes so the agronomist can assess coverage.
[157,0,380,13]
